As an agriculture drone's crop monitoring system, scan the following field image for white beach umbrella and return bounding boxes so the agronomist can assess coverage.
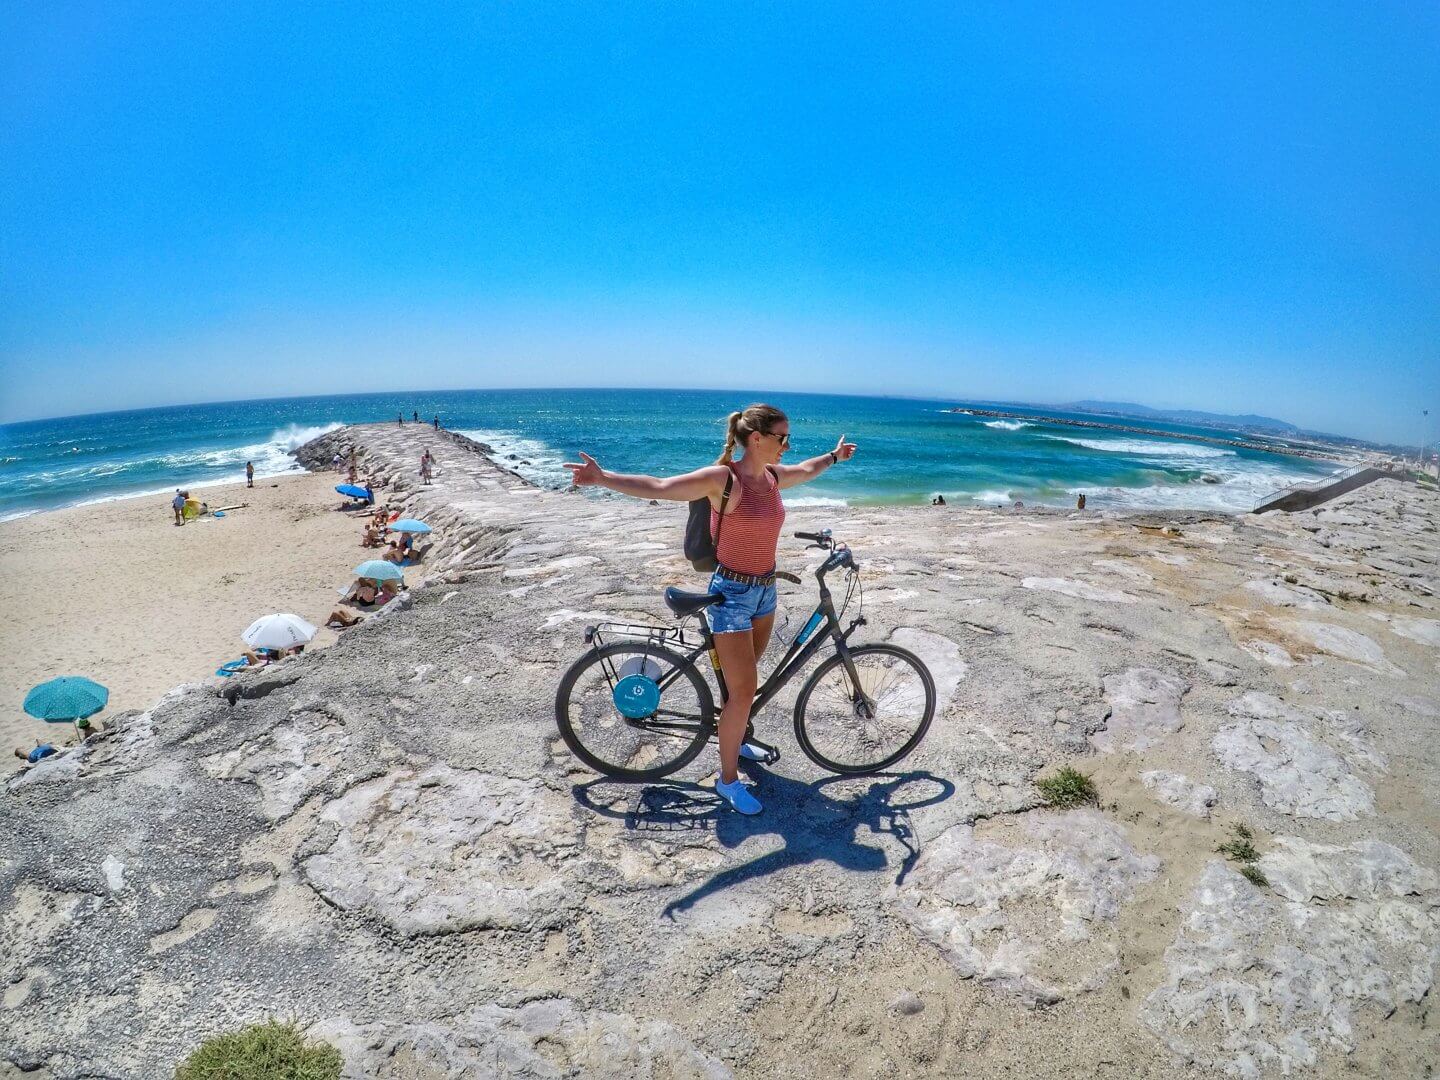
[241,613,318,651]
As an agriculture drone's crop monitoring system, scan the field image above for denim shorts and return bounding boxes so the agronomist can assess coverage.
[705,572,778,635]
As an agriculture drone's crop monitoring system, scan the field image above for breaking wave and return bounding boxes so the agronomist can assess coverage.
[1041,435,1235,459]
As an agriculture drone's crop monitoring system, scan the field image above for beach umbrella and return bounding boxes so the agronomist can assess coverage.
[336,484,372,499]
[241,613,318,651]
[387,519,431,534]
[354,560,405,582]
[24,676,109,722]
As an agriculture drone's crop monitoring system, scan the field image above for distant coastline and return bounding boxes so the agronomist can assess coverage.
[945,408,1355,465]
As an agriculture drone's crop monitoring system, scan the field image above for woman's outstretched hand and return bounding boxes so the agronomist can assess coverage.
[833,434,857,462]
[563,452,604,487]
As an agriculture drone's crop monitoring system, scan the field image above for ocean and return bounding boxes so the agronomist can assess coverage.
[0,388,1340,522]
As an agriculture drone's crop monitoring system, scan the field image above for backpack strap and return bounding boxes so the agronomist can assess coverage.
[712,465,736,554]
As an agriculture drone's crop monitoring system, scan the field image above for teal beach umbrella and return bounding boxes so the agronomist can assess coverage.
[24,676,109,722]
[354,560,405,582]
[387,519,431,534]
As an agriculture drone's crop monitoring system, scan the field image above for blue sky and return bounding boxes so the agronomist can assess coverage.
[1,4,1436,444]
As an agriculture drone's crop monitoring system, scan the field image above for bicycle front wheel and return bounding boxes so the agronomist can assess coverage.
[555,641,716,781]
[793,643,936,774]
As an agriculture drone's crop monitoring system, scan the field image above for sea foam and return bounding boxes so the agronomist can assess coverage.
[1042,435,1235,459]
[982,420,1031,431]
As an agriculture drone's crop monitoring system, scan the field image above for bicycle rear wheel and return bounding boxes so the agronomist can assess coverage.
[554,641,716,780]
[793,643,935,774]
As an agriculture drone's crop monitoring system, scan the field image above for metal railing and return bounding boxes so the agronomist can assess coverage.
[1252,463,1371,510]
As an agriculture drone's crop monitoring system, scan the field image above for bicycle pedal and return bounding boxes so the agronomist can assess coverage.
[740,740,781,765]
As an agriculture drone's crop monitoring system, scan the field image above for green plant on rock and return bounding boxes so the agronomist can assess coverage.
[1217,823,1268,888]
[1035,766,1098,808]
[1239,864,1270,888]
[174,1020,341,1080]
[1216,835,1260,862]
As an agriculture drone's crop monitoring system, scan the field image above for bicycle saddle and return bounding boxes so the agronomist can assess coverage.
[663,586,725,616]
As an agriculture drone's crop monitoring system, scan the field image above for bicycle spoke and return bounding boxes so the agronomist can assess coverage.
[799,646,933,772]
[559,646,713,776]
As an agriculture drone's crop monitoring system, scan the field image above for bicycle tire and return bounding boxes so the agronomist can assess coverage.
[793,643,936,775]
[554,641,716,781]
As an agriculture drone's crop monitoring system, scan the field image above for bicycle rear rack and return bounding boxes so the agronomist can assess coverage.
[584,621,704,652]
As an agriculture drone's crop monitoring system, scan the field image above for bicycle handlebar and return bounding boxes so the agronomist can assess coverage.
[792,528,856,575]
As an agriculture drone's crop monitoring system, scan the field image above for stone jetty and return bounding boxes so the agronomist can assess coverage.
[4,423,1437,1078]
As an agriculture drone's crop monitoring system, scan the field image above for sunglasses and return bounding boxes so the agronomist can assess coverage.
[760,430,791,448]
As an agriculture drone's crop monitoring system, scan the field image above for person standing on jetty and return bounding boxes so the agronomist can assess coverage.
[564,404,856,815]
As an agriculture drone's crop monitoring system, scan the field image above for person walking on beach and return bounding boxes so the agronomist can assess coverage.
[245,461,254,488]
[564,404,856,815]
[172,489,186,526]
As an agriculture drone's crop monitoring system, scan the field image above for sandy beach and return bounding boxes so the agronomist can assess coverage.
[0,471,404,767]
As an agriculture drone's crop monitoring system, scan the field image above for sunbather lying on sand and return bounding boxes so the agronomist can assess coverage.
[340,577,401,607]
[326,608,364,628]
[241,645,305,667]
[13,744,59,765]
[362,523,385,547]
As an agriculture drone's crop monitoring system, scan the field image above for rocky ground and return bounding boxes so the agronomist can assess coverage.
[3,424,1437,1079]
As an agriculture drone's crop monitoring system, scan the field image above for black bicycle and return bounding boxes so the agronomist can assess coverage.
[554,530,936,780]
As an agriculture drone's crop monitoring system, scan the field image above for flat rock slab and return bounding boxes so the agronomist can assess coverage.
[887,627,967,713]
[1021,577,1138,604]
[890,809,1159,1004]
[1279,619,1405,676]
[1212,693,1378,821]
[1140,770,1217,818]
[302,765,585,935]
[1390,615,1440,647]
[1090,667,1189,753]
[1142,852,1440,1078]
[312,999,733,1079]
[203,705,350,821]
[1243,578,1328,609]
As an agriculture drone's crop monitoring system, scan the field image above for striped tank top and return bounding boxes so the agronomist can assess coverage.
[713,463,786,575]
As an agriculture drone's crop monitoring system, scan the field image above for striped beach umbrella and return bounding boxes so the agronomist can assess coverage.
[24,677,109,722]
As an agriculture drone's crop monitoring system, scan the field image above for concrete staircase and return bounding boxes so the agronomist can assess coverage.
[1251,465,1403,513]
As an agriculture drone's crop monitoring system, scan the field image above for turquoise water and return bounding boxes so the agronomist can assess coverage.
[0,389,1338,521]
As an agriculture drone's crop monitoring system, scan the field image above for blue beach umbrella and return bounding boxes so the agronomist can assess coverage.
[387,519,431,534]
[336,484,373,499]
[354,560,405,582]
[24,677,109,722]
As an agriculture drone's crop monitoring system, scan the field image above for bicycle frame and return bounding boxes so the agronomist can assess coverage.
[652,555,869,716]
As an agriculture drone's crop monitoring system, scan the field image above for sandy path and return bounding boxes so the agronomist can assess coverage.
[0,471,397,766]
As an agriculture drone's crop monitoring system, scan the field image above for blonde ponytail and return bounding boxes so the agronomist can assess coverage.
[718,411,744,464]
[716,403,787,464]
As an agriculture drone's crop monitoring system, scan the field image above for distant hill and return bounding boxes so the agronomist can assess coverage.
[1062,401,1299,434]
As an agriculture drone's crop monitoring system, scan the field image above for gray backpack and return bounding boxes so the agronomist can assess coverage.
[683,467,734,572]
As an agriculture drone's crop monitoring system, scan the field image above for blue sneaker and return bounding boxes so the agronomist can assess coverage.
[715,777,763,815]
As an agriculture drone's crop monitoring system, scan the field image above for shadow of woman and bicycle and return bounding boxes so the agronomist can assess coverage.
[572,767,955,918]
